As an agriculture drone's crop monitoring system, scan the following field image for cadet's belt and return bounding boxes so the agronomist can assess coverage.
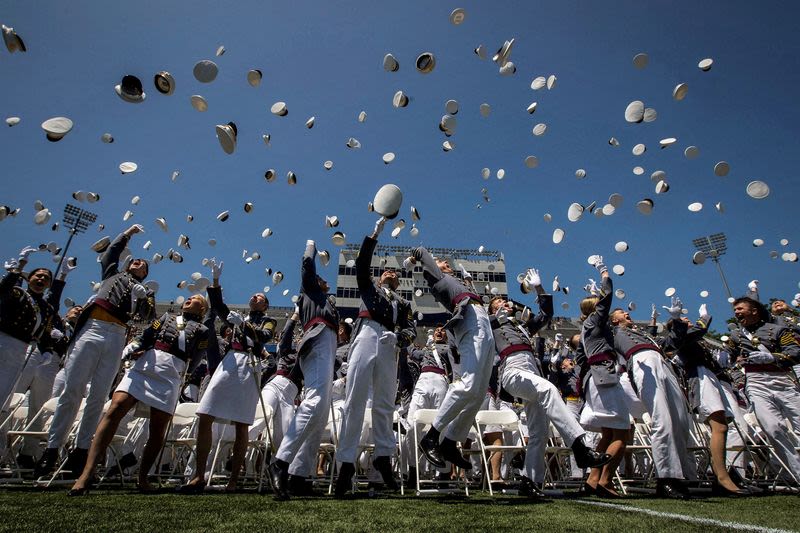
[357,310,393,331]
[587,351,616,365]
[421,366,446,375]
[498,344,531,359]
[452,292,481,307]
[276,368,290,377]
[88,303,127,327]
[303,317,336,332]
[742,364,788,373]
[154,340,188,362]
[624,343,660,361]
[230,342,250,352]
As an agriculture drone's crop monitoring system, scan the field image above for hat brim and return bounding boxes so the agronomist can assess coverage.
[115,85,146,103]
[215,126,236,154]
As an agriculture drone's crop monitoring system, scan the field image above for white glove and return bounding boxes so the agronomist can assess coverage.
[524,268,541,288]
[50,328,64,340]
[590,255,607,274]
[650,304,659,320]
[18,245,38,262]
[748,279,759,292]
[373,217,386,237]
[460,264,473,281]
[209,258,224,279]
[122,342,140,358]
[227,311,245,327]
[125,224,144,236]
[662,297,683,319]
[402,257,415,270]
[4,258,19,271]
[746,351,775,365]
[59,261,78,278]
[495,306,510,324]
[131,283,148,300]
[306,239,316,248]
[584,278,599,295]
[698,303,708,317]
[426,334,434,346]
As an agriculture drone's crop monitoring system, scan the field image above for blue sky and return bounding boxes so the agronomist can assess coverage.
[1,0,799,323]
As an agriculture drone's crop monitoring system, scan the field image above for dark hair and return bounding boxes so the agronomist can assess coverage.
[29,267,53,279]
[338,321,352,336]
[732,296,769,321]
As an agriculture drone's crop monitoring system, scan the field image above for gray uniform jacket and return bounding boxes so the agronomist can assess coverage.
[274,317,303,389]
[355,236,416,347]
[580,276,615,364]
[411,246,479,329]
[297,242,339,357]
[489,294,553,359]
[207,285,276,357]
[727,320,800,373]
[75,232,156,334]
[612,324,661,362]
[408,343,454,381]
[135,312,209,374]
[0,271,58,344]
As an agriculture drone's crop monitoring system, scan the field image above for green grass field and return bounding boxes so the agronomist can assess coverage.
[0,488,797,532]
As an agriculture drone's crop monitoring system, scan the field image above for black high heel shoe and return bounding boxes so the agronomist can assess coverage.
[581,482,596,495]
[176,482,205,495]
[67,486,90,497]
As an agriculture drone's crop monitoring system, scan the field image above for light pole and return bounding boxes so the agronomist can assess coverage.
[692,233,733,300]
[55,204,97,275]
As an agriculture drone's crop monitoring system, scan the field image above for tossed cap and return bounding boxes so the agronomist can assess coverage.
[115,75,146,103]
[552,228,565,244]
[636,198,654,215]
[609,193,623,208]
[449,8,466,25]
[655,181,669,194]
[659,137,677,149]
[270,101,288,116]
[624,100,645,123]
[632,53,648,69]
[525,156,539,168]
[567,203,584,222]
[155,217,168,231]
[714,161,730,177]
[41,117,74,142]
[445,99,459,114]
[217,210,230,222]
[575,169,586,179]
[532,123,547,136]
[684,146,700,159]
[546,74,557,90]
[746,180,770,199]
[480,103,491,117]
[247,69,262,87]
[215,122,237,154]
[499,62,516,76]
[287,171,297,185]
[193,60,218,83]
[319,250,330,266]
[692,251,706,264]
[358,111,367,122]
[306,116,315,129]
[5,117,20,127]
[698,58,714,71]
[244,202,254,213]
[615,289,626,299]
[346,137,361,149]
[753,238,764,247]
[91,236,111,252]
[665,287,676,297]
[154,71,175,95]
[34,208,51,225]
[392,90,409,108]
[632,143,646,156]
[411,206,420,221]
[383,53,399,72]
[615,241,629,252]
[264,169,276,182]
[190,95,208,112]
[216,45,225,57]
[493,39,514,66]
[2,24,26,53]
[531,76,546,90]
[261,227,273,238]
[474,44,487,59]
[101,133,114,143]
[332,232,346,246]
[442,140,455,151]
[382,152,395,164]
[672,83,688,101]
[700,290,709,298]
[643,108,658,122]
[373,184,403,219]
[119,161,138,174]
[325,215,339,228]
[324,160,333,170]
[527,102,538,114]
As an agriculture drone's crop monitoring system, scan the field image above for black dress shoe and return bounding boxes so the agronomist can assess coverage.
[595,484,622,499]
[175,482,205,495]
[518,476,547,499]
[439,438,472,470]
[34,448,59,478]
[581,482,596,496]
[335,462,356,498]
[419,434,446,469]
[270,461,290,501]
[16,453,36,470]
[510,450,526,470]
[64,448,89,477]
[571,438,612,469]
[711,482,749,497]
[66,487,89,497]
[373,456,399,491]
[656,479,691,500]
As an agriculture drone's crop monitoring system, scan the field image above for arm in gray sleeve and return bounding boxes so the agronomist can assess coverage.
[100,233,130,280]
[525,293,553,335]
[301,241,319,294]
[594,275,614,322]
[412,247,443,281]
[278,318,297,357]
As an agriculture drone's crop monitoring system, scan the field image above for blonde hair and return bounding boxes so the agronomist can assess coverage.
[579,296,599,322]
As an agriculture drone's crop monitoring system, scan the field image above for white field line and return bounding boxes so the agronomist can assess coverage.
[573,499,797,533]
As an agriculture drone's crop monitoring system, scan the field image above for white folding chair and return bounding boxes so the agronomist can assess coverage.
[473,409,526,495]
[410,408,466,495]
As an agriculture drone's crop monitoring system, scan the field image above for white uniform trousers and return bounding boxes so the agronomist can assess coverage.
[434,304,494,442]
[629,349,697,480]
[16,350,60,457]
[337,320,398,463]
[745,371,800,480]
[0,332,30,413]
[248,375,298,451]
[501,351,585,483]
[276,327,336,467]
[47,318,126,449]
[403,371,449,472]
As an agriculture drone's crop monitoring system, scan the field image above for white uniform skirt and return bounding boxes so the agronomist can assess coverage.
[116,348,186,414]
[580,376,631,431]
[696,366,733,423]
[197,350,258,425]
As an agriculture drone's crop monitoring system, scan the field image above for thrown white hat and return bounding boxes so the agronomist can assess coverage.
[41,117,74,142]
[193,60,218,82]
[190,95,208,112]
[2,24,26,53]
[115,75,146,103]
[154,71,175,95]
[373,184,403,219]
[215,122,237,154]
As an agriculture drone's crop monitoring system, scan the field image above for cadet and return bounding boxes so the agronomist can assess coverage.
[336,217,416,496]
[37,224,155,478]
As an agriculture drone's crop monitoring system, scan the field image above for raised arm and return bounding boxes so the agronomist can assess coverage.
[356,235,378,297]
[410,246,443,281]
[301,240,319,294]
[101,225,142,280]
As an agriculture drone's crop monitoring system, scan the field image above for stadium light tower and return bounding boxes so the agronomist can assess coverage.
[55,204,97,275]
[692,233,733,300]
